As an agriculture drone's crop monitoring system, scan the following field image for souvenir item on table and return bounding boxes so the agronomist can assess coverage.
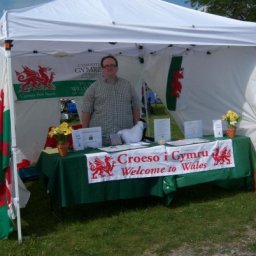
[154,118,171,142]
[226,126,236,138]
[110,133,123,146]
[48,122,73,156]
[117,121,144,144]
[222,110,240,138]
[184,120,202,139]
[213,119,223,138]
[57,142,69,157]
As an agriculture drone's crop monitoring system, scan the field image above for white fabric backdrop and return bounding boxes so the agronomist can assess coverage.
[143,46,256,146]
[13,54,143,162]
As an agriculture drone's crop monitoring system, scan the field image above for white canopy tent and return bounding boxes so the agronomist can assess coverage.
[1,0,256,242]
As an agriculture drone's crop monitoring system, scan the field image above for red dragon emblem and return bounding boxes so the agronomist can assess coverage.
[89,155,115,179]
[212,147,231,165]
[15,65,55,92]
[171,69,183,97]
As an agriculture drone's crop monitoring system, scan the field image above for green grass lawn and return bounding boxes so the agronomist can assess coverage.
[3,182,256,256]
[1,105,256,256]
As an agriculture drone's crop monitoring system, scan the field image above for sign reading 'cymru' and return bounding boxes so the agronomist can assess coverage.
[86,140,234,183]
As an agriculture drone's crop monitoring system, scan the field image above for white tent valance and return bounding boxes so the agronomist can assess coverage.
[1,0,256,56]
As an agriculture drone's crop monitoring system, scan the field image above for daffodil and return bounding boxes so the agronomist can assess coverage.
[221,110,240,128]
[48,122,73,144]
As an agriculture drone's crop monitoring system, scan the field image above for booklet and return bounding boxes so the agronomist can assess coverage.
[72,129,84,151]
[99,142,149,153]
[184,120,203,139]
[72,127,102,150]
[154,118,171,142]
[166,138,210,146]
[213,119,223,138]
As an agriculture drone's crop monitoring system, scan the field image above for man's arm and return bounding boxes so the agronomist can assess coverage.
[133,110,141,125]
[81,112,91,128]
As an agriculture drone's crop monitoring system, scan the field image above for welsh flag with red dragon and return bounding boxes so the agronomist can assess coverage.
[166,56,183,111]
[0,64,13,239]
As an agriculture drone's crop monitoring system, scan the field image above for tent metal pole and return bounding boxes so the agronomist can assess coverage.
[142,82,150,137]
[5,50,22,243]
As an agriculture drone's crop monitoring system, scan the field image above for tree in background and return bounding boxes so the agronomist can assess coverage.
[187,0,256,21]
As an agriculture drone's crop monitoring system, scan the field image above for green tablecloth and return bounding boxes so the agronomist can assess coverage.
[37,148,165,208]
[163,136,256,204]
[37,136,256,208]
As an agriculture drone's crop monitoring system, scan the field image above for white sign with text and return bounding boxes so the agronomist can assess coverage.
[154,118,171,142]
[86,140,234,183]
[184,120,203,139]
[213,119,223,138]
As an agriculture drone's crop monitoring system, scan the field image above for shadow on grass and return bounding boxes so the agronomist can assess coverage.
[12,179,253,240]
[15,180,164,238]
[171,182,252,208]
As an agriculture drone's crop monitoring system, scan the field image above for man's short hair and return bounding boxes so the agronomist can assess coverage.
[101,55,118,68]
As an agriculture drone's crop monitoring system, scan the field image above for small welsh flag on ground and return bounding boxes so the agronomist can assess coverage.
[0,67,13,239]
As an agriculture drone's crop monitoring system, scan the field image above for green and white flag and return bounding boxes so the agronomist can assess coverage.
[166,56,183,111]
[0,60,13,239]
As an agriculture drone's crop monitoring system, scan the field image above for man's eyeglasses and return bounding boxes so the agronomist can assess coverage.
[102,64,117,68]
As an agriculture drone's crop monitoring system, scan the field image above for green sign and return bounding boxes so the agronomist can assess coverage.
[13,80,95,101]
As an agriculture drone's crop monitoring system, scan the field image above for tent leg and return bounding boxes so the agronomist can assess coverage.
[6,51,22,242]
[142,82,150,137]
[11,148,22,243]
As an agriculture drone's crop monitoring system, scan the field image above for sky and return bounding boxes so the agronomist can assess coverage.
[0,0,191,15]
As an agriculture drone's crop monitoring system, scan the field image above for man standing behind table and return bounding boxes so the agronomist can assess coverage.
[81,55,141,146]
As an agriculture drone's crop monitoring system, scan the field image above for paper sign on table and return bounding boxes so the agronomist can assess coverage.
[213,119,223,138]
[80,127,102,148]
[72,127,102,150]
[184,120,203,139]
[154,118,171,142]
[72,129,84,151]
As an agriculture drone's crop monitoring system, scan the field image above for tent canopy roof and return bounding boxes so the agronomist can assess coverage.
[1,0,256,56]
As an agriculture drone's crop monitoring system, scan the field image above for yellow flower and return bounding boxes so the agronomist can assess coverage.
[48,122,73,143]
[221,110,240,127]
